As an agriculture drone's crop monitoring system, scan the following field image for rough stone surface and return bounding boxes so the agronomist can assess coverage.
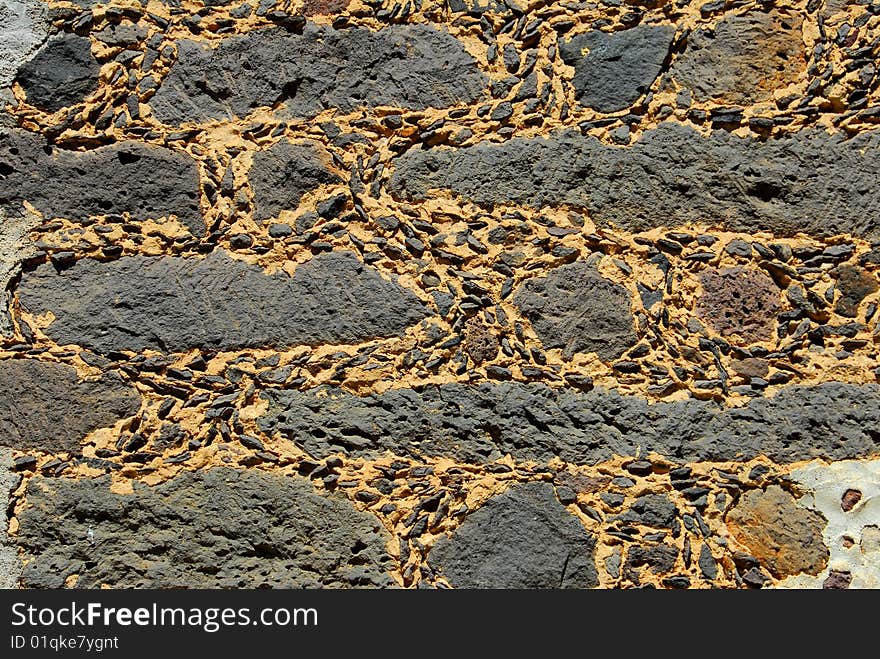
[0,0,50,89]
[250,140,342,221]
[559,25,675,112]
[302,0,351,15]
[259,381,880,465]
[16,468,394,588]
[667,11,805,105]
[0,359,141,452]
[727,485,829,578]
[0,129,204,234]
[513,260,636,360]
[14,32,100,112]
[150,24,486,125]
[463,317,498,364]
[696,267,781,343]
[625,543,679,579]
[18,250,428,353]
[429,482,597,588]
[614,494,678,528]
[834,265,878,318]
[389,123,880,240]
[0,448,21,588]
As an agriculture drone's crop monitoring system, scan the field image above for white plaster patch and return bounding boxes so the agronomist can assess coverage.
[776,458,880,589]
[0,0,50,88]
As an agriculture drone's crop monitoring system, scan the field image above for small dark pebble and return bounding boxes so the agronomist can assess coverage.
[662,575,691,589]
[13,455,38,471]
[626,460,653,476]
[239,435,265,451]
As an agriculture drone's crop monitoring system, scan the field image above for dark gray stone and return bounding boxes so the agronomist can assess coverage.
[698,543,718,580]
[667,10,804,105]
[0,129,204,235]
[559,25,675,112]
[14,33,100,112]
[18,250,428,353]
[388,123,880,240]
[626,543,678,576]
[429,482,597,588]
[614,494,678,528]
[150,24,486,124]
[250,140,341,222]
[513,260,636,360]
[259,381,880,465]
[16,468,394,588]
[0,359,141,452]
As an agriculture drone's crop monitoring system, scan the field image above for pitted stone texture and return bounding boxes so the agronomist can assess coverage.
[513,260,636,360]
[727,485,829,578]
[389,123,880,240]
[0,129,204,234]
[429,482,597,588]
[16,468,394,588]
[834,265,878,318]
[250,140,341,221]
[302,0,351,15]
[0,359,141,452]
[259,381,880,465]
[696,267,781,344]
[14,33,100,112]
[625,543,679,579]
[18,250,428,353]
[463,317,498,364]
[0,0,50,89]
[614,494,678,529]
[668,10,804,105]
[150,24,486,125]
[559,25,674,113]
[0,448,21,588]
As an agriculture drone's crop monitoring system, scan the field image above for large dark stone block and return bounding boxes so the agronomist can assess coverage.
[18,250,428,353]
[0,129,204,235]
[150,24,486,124]
[0,359,141,452]
[16,468,394,588]
[389,123,880,240]
[259,381,880,465]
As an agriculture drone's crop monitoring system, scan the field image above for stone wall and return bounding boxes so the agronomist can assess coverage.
[1,0,878,589]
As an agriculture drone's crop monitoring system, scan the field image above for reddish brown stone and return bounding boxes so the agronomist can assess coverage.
[841,488,862,512]
[822,570,852,589]
[668,10,805,105]
[696,267,781,344]
[726,485,829,578]
[834,265,878,318]
[554,470,610,494]
[730,357,769,379]
[464,317,499,365]
[302,0,350,16]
